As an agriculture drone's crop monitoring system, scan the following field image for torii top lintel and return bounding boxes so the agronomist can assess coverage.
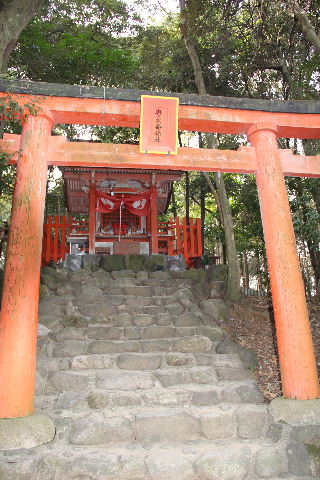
[1,79,320,139]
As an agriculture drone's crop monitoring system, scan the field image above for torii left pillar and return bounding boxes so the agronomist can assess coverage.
[0,112,53,418]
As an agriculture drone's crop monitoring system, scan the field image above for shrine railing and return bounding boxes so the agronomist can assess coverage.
[42,215,202,266]
[157,217,202,262]
[42,215,89,265]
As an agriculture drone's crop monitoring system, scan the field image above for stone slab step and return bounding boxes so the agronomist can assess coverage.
[50,325,223,343]
[65,405,272,446]
[182,380,264,405]
[37,377,264,407]
[38,352,246,374]
[0,439,290,480]
[48,334,214,358]
[124,286,154,296]
[111,277,139,286]
[43,366,237,394]
[142,278,174,287]
[154,366,219,386]
[47,376,263,409]
[86,335,213,355]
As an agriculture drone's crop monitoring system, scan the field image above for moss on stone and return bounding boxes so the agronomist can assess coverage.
[144,255,165,272]
[100,255,125,272]
[126,255,146,272]
[305,438,320,461]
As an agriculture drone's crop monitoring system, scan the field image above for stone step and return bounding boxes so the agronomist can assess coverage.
[48,334,214,357]
[111,270,137,279]
[0,438,292,480]
[154,366,219,386]
[142,278,174,287]
[111,277,140,286]
[64,405,272,447]
[38,352,245,374]
[182,380,264,405]
[37,371,263,406]
[39,305,205,329]
[87,335,213,355]
[50,325,223,343]
[124,286,154,296]
[72,292,192,309]
[43,367,222,394]
[142,305,174,315]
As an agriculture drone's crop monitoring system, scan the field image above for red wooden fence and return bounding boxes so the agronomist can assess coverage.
[157,217,202,264]
[41,215,89,265]
[42,215,202,266]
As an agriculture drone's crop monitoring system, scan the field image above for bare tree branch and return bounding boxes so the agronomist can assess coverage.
[292,0,320,54]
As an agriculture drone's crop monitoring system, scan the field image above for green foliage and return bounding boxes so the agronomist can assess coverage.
[45,175,66,218]
[92,126,139,144]
[0,94,42,126]
[0,94,44,194]
[10,0,141,87]
[0,194,12,228]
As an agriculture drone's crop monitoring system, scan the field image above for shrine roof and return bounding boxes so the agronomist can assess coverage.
[62,167,184,175]
[62,167,181,215]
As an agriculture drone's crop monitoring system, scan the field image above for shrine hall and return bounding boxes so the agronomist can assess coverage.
[42,166,202,266]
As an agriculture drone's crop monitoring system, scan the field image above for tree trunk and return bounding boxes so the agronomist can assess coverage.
[0,0,45,72]
[179,0,240,303]
[170,186,178,218]
[256,252,263,290]
[292,1,320,54]
[293,178,320,293]
[309,179,320,216]
[243,250,249,288]
[302,241,313,298]
[307,242,320,294]
[215,171,240,301]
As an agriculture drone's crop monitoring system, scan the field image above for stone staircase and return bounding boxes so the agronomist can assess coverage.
[0,263,318,479]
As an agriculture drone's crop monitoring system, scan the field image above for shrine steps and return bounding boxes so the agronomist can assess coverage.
[0,266,317,479]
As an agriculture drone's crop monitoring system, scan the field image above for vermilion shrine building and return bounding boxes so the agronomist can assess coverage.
[42,167,202,265]
[0,79,320,421]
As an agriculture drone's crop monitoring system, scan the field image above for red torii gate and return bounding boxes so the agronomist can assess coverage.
[0,80,320,419]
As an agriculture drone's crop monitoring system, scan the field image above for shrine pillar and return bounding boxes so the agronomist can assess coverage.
[89,185,96,254]
[150,175,158,254]
[248,123,320,400]
[0,112,53,418]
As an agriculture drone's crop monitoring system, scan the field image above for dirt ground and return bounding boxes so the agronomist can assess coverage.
[225,296,320,402]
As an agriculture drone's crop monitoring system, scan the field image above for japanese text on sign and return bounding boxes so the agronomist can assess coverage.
[139,95,179,155]
[154,108,162,143]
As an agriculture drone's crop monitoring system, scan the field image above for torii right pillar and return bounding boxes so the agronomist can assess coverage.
[248,123,320,399]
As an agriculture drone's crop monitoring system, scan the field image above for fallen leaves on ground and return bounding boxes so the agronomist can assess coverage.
[222,296,320,402]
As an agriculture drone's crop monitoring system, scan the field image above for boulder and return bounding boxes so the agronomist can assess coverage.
[200,299,229,322]
[0,414,55,450]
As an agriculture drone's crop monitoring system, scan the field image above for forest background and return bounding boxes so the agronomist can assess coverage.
[1,0,320,303]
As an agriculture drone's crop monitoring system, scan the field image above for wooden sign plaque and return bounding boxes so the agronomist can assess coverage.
[139,95,179,155]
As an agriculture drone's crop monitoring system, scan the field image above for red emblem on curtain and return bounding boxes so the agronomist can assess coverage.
[95,188,154,216]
